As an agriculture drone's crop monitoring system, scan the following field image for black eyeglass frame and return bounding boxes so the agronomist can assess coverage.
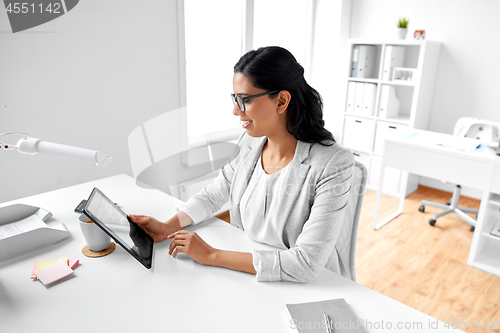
[231,90,280,112]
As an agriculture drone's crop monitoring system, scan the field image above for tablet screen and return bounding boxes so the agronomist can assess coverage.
[83,188,153,269]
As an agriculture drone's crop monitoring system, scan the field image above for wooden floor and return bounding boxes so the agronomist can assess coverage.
[357,186,500,333]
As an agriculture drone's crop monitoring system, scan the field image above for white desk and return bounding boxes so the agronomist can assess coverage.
[373,130,500,276]
[1,174,461,332]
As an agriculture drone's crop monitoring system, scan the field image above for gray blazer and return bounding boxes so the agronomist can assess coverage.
[191,133,354,283]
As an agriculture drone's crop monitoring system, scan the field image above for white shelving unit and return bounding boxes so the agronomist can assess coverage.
[469,178,500,277]
[340,39,441,197]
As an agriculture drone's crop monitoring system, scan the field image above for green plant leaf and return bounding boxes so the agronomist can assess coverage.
[397,17,409,28]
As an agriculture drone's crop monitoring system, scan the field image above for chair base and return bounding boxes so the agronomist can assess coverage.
[419,185,477,229]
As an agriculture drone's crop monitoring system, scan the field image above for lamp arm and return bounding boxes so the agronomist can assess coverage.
[16,137,112,167]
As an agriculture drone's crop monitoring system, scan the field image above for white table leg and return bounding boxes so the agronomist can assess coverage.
[373,147,406,230]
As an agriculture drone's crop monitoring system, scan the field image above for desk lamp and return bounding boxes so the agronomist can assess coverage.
[0,132,112,262]
[0,132,112,167]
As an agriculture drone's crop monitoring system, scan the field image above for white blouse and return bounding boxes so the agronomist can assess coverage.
[239,155,291,249]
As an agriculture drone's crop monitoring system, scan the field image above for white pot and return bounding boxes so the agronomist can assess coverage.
[397,28,408,40]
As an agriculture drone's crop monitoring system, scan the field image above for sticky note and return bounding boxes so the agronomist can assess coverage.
[68,259,79,269]
[37,257,67,270]
[33,259,73,286]
[31,257,68,279]
[31,258,78,279]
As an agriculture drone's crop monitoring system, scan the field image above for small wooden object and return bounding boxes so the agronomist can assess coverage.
[82,242,116,258]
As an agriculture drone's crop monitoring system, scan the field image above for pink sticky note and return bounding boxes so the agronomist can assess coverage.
[32,261,41,279]
[31,258,78,279]
[31,259,58,279]
[31,257,67,279]
[33,259,74,286]
[68,259,79,269]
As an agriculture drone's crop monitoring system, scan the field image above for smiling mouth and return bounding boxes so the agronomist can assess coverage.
[242,120,252,129]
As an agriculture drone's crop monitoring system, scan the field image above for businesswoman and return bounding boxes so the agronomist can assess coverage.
[129,46,354,283]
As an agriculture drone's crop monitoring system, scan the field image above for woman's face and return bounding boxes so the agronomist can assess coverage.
[232,73,283,138]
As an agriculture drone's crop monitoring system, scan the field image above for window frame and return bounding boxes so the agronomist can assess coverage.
[177,0,314,149]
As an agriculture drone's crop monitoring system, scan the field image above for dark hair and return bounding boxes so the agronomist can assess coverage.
[234,46,335,146]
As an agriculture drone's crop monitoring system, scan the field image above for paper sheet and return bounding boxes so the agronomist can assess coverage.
[405,132,482,153]
[438,136,482,153]
[0,214,47,240]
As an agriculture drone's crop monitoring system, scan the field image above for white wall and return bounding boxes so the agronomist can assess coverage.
[309,0,352,141]
[337,0,500,198]
[0,0,181,203]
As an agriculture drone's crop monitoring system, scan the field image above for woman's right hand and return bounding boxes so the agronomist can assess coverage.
[128,215,170,243]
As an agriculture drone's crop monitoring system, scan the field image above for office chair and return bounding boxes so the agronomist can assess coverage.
[418,117,500,231]
[334,161,367,282]
[128,108,238,200]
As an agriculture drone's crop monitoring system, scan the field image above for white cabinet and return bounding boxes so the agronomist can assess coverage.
[469,190,500,277]
[373,121,411,155]
[352,151,370,170]
[341,39,441,196]
[467,164,500,276]
[343,117,374,152]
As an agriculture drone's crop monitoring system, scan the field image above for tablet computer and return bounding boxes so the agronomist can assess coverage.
[82,187,154,269]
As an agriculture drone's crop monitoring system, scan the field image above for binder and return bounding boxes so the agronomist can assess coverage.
[354,82,365,114]
[356,45,376,78]
[346,81,357,113]
[0,204,69,262]
[350,45,359,77]
[378,85,400,118]
[382,46,405,81]
[361,83,376,116]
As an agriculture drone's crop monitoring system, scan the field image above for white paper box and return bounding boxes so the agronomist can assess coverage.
[0,204,69,262]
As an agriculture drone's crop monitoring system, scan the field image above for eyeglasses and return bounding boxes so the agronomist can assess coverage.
[231,90,280,112]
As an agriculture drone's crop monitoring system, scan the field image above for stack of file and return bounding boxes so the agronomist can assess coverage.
[351,45,376,78]
[346,82,376,116]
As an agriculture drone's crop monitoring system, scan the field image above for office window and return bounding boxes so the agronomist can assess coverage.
[184,0,242,140]
[183,0,312,142]
[253,0,310,67]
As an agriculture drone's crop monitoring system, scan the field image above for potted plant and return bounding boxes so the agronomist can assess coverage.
[396,17,409,39]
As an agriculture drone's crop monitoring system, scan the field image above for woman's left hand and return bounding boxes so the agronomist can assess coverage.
[167,230,217,266]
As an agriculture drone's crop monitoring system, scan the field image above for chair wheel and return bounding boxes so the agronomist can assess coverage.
[471,226,475,232]
[429,219,436,226]
[418,205,425,212]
